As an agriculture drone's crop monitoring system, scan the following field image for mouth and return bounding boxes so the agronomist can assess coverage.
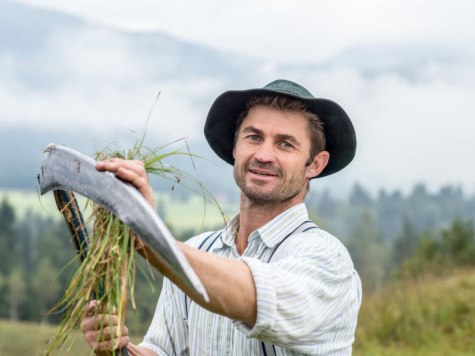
[248,168,279,178]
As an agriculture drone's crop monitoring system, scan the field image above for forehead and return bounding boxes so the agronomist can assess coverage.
[240,105,311,139]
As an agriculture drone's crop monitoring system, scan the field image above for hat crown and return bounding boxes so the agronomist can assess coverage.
[264,79,315,99]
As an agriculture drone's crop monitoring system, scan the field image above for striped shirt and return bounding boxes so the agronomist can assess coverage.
[140,203,362,355]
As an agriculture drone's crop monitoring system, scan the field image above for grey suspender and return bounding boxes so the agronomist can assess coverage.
[260,220,319,356]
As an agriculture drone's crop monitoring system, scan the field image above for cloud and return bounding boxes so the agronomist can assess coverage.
[3,0,475,195]
[0,23,221,141]
[349,74,473,193]
[15,0,475,63]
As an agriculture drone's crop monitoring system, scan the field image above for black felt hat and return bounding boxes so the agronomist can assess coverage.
[204,79,356,178]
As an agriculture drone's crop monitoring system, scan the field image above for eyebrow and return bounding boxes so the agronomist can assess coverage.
[241,125,301,147]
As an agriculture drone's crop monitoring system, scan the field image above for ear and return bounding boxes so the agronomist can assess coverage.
[305,151,330,179]
[232,145,236,159]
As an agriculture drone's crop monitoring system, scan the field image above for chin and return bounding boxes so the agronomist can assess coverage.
[242,188,271,201]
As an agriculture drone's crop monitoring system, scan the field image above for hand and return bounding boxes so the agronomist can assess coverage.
[96,158,155,207]
[80,301,130,355]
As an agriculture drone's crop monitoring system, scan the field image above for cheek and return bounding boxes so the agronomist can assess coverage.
[234,144,254,161]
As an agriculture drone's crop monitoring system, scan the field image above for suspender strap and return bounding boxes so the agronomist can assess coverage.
[261,342,277,356]
[198,230,223,251]
[267,220,318,262]
[260,220,319,354]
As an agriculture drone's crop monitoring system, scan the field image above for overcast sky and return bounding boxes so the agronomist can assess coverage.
[15,0,475,63]
[5,0,475,195]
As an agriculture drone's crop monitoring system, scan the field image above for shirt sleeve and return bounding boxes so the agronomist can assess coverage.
[139,278,189,355]
[233,233,361,354]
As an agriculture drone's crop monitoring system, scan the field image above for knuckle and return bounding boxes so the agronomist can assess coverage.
[138,177,147,187]
[92,342,101,352]
[123,336,130,346]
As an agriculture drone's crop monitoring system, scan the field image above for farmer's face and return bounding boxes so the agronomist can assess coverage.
[233,105,327,205]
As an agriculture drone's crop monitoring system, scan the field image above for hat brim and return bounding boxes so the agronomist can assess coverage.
[204,88,356,178]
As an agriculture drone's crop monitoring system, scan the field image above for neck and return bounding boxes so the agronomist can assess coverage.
[237,191,305,247]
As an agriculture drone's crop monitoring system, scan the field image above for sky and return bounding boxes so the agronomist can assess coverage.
[4,0,475,195]
[14,0,475,63]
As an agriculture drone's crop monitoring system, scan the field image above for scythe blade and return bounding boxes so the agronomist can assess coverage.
[38,143,208,301]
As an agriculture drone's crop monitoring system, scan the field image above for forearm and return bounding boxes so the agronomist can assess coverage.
[170,242,257,326]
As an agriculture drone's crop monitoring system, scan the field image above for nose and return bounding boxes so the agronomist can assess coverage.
[253,142,276,163]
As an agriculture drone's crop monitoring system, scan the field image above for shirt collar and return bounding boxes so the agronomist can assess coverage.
[221,213,240,248]
[220,203,310,249]
[257,203,310,247]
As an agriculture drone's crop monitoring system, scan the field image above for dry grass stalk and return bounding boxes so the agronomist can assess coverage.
[46,137,223,355]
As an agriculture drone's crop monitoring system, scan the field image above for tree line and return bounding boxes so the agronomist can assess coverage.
[307,183,475,292]
[0,182,474,330]
[0,198,163,334]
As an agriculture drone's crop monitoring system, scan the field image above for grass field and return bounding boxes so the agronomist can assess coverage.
[0,319,89,355]
[0,189,237,236]
[0,319,144,355]
[354,268,475,355]
[2,269,474,355]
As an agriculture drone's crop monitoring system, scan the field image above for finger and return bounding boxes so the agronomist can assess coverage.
[92,325,129,341]
[85,330,129,353]
[80,314,120,332]
[116,167,148,188]
[95,158,155,206]
[97,158,145,174]
[93,336,130,353]
[82,322,128,353]
[115,167,155,207]
[82,300,102,319]
[95,158,124,172]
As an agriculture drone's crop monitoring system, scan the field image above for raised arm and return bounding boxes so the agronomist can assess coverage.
[96,158,258,326]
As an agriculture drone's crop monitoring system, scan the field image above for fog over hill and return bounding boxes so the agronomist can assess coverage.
[0,127,238,201]
[1,0,475,195]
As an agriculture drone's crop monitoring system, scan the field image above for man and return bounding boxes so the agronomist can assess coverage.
[81,79,362,355]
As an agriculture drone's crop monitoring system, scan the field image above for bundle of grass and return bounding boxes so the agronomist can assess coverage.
[46,137,222,355]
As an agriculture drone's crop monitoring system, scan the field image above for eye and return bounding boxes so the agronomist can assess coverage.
[246,134,261,142]
[279,141,294,149]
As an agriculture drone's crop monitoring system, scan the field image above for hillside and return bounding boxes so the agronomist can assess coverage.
[354,268,475,355]
[0,319,144,355]
[1,269,474,354]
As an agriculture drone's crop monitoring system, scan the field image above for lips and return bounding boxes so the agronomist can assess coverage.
[246,162,281,178]
[243,159,282,180]
[249,168,278,177]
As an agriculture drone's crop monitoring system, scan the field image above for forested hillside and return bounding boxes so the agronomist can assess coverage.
[1,182,474,324]
[0,179,475,355]
[307,183,475,292]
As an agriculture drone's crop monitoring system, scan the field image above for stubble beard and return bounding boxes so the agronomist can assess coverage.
[233,160,306,206]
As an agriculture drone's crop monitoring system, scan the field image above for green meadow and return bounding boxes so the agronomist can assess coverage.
[0,189,237,237]
[0,319,144,356]
[1,269,474,355]
[0,319,90,356]
[354,269,475,355]
[2,189,475,355]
